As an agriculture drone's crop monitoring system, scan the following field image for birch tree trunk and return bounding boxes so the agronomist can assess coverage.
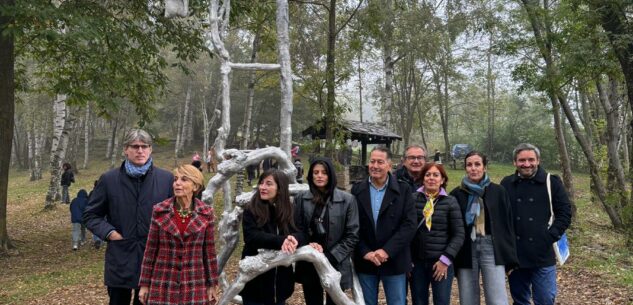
[27,127,35,180]
[185,88,194,148]
[45,94,71,209]
[181,85,192,152]
[175,101,183,160]
[83,103,91,169]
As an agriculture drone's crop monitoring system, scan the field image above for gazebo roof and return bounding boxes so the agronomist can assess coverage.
[302,119,402,143]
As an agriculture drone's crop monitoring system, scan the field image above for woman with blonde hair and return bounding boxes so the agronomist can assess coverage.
[139,164,219,305]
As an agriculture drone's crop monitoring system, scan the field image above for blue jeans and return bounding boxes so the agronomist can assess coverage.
[357,272,407,305]
[508,265,557,305]
[409,259,454,305]
[457,236,509,305]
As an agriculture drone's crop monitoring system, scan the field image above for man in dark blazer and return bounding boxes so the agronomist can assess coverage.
[500,143,571,305]
[84,129,174,305]
[351,147,417,305]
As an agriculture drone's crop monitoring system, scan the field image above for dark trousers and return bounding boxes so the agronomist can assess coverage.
[107,287,142,305]
[303,277,336,305]
[302,269,336,305]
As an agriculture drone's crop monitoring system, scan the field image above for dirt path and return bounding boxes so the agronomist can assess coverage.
[14,257,632,305]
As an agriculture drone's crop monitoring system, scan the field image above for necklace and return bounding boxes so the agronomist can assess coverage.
[177,205,192,223]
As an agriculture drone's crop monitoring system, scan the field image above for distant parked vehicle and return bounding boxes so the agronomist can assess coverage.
[450,144,474,169]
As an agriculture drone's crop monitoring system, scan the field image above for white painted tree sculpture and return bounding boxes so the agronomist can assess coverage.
[166,1,364,304]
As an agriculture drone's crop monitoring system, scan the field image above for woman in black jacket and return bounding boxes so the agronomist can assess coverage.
[410,163,464,305]
[450,151,518,305]
[240,169,305,305]
[294,158,359,305]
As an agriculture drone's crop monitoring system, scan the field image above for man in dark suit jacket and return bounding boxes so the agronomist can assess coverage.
[351,146,417,305]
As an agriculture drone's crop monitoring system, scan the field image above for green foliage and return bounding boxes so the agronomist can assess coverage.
[4,0,210,124]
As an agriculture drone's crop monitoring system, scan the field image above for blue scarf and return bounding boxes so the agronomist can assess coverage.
[125,157,153,178]
[461,174,490,225]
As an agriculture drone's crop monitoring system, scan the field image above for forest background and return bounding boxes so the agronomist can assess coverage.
[1,0,633,304]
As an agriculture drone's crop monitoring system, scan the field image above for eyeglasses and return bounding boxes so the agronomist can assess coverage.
[128,144,151,150]
[406,156,426,161]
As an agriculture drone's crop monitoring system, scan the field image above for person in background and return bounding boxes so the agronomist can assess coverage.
[61,162,75,204]
[395,145,427,190]
[433,149,442,163]
[192,151,202,171]
[410,163,465,305]
[84,129,174,305]
[70,189,88,250]
[450,151,518,305]
[138,164,219,305]
[500,143,571,305]
[240,169,305,305]
[351,147,417,305]
[294,158,304,184]
[294,157,359,305]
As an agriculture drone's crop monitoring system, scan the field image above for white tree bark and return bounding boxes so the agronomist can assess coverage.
[276,0,293,158]
[181,85,192,151]
[165,0,189,18]
[83,104,90,169]
[218,246,363,305]
[45,94,72,208]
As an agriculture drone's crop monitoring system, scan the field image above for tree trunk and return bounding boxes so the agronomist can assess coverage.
[181,85,192,151]
[107,116,119,168]
[486,39,496,157]
[83,104,91,169]
[111,116,126,168]
[550,94,576,216]
[45,95,71,209]
[597,77,628,208]
[277,0,293,158]
[175,100,183,160]
[0,0,15,252]
[240,31,261,150]
[324,0,337,157]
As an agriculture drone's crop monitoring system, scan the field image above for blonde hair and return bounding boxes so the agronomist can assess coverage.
[173,164,205,194]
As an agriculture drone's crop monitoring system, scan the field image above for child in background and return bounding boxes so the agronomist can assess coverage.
[61,163,75,204]
[70,189,88,250]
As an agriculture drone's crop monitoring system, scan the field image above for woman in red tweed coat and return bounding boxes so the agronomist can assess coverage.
[138,164,219,305]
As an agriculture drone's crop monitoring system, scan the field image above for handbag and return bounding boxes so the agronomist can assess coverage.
[546,173,570,265]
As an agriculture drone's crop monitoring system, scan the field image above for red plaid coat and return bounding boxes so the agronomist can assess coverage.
[139,197,219,305]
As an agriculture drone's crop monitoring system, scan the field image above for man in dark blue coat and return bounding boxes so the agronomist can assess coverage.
[500,143,571,305]
[351,147,417,305]
[84,129,174,305]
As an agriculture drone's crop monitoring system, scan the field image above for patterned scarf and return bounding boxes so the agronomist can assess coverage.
[423,193,436,231]
[125,157,153,178]
[461,173,490,225]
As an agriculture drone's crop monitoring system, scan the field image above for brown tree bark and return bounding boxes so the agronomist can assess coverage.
[0,0,16,252]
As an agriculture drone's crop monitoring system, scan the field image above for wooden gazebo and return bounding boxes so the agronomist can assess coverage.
[302,119,402,165]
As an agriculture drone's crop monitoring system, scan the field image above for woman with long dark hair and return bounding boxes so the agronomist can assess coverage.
[450,151,518,305]
[294,158,359,305]
[240,169,305,305]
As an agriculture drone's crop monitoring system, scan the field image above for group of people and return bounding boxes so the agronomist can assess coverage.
[80,127,571,305]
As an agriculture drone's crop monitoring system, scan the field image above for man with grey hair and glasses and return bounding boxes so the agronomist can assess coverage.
[395,144,427,190]
[84,129,174,305]
[500,143,571,305]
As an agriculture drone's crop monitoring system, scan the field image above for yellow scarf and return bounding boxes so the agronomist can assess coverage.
[423,192,438,231]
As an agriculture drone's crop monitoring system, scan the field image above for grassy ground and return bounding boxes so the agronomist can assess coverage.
[0,150,632,304]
